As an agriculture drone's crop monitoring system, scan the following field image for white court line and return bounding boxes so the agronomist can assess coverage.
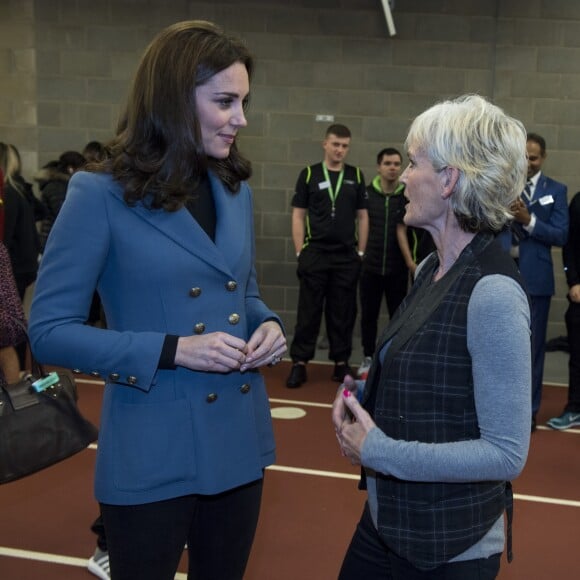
[269,397,332,409]
[1,486,578,576]
[82,447,580,508]
[2,468,578,574]
[514,493,580,507]
[265,465,580,507]
[267,464,359,480]
[77,379,574,420]
[76,378,336,409]
[536,425,580,434]
[77,378,105,385]
[0,546,187,578]
[80,380,580,504]
[549,382,570,388]
[78,384,579,434]
[0,546,87,567]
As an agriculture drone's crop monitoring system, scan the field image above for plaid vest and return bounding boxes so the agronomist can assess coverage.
[363,232,526,569]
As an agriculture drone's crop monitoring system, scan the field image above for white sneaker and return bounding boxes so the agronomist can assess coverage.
[357,356,372,378]
[88,547,110,580]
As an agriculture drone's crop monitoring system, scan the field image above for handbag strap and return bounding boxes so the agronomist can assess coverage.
[2,377,41,410]
[4,314,47,379]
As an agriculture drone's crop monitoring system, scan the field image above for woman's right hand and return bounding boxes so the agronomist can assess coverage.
[174,332,249,372]
[569,284,580,303]
[331,374,358,434]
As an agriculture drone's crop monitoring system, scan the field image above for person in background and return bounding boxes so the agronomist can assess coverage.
[86,514,110,579]
[397,221,436,279]
[0,144,40,371]
[333,94,531,579]
[286,123,368,388]
[82,140,107,165]
[4,144,46,224]
[35,150,86,251]
[503,132,568,431]
[80,139,111,579]
[0,169,4,240]
[547,191,580,430]
[82,140,108,328]
[0,142,40,300]
[0,240,27,387]
[357,147,408,378]
[29,20,285,580]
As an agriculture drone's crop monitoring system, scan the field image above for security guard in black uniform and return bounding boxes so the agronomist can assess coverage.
[287,124,368,388]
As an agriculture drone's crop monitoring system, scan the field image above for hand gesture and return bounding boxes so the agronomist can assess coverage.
[510,198,531,226]
[332,374,358,429]
[569,284,580,303]
[175,332,249,373]
[333,385,376,465]
[240,320,286,371]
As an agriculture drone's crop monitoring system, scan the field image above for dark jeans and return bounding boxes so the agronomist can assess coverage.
[100,478,263,580]
[14,273,34,369]
[530,295,551,415]
[90,513,107,551]
[359,269,408,357]
[290,247,361,363]
[565,301,580,412]
[339,503,501,580]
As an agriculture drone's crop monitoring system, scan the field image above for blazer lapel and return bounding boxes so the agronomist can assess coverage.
[108,177,234,276]
[533,174,548,200]
[210,173,248,274]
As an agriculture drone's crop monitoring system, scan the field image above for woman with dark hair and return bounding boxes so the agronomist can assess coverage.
[0,142,40,299]
[3,143,46,222]
[0,239,26,387]
[35,150,85,251]
[82,140,107,165]
[80,141,108,329]
[30,20,285,580]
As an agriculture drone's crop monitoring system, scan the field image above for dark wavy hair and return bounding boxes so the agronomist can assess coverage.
[96,20,253,211]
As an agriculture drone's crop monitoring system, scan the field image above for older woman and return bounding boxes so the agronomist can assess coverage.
[333,95,531,580]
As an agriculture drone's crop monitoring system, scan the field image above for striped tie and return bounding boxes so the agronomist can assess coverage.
[522,179,533,202]
[511,180,533,249]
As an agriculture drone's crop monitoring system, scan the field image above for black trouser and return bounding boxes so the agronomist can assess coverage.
[14,273,34,369]
[100,478,263,580]
[339,503,501,580]
[290,247,361,363]
[565,301,580,412]
[359,269,408,357]
[530,295,550,415]
[90,513,107,551]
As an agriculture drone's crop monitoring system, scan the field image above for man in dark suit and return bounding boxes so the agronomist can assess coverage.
[508,133,568,431]
[547,191,580,430]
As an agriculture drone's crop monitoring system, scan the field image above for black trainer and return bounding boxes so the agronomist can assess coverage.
[286,363,307,388]
[332,363,354,383]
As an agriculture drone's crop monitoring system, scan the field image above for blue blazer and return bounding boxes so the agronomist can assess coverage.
[30,171,280,505]
[500,173,568,296]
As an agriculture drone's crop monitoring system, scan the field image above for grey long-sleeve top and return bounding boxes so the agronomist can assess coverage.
[364,273,531,562]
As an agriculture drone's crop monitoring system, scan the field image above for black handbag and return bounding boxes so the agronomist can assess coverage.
[0,329,99,484]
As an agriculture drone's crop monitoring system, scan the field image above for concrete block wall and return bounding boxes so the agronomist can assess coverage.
[1,0,578,340]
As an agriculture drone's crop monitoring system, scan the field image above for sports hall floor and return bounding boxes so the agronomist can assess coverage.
[0,348,577,579]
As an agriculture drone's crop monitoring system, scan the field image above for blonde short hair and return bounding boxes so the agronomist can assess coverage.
[405,94,527,232]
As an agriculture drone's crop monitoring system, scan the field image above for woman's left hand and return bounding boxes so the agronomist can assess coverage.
[334,388,377,465]
[240,320,286,371]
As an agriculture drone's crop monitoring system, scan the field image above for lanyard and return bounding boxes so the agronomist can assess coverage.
[322,164,344,218]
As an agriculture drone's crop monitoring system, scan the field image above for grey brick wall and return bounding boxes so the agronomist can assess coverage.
[1,0,578,339]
